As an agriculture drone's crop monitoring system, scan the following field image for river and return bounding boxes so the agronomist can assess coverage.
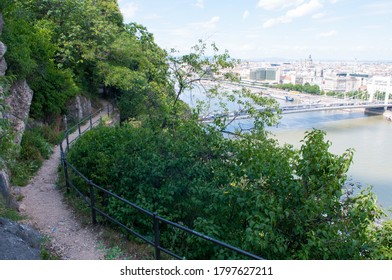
[183,88,392,211]
[267,110,392,211]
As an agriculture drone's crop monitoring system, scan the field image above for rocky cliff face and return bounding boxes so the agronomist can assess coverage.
[6,80,34,145]
[0,218,42,260]
[0,41,6,77]
[67,95,93,123]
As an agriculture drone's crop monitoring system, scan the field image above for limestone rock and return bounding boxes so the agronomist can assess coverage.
[0,218,42,260]
[66,95,92,123]
[0,57,7,76]
[0,169,11,201]
[6,80,34,145]
[0,41,6,76]
[0,41,6,59]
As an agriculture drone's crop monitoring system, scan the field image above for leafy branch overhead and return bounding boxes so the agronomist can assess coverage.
[167,40,281,133]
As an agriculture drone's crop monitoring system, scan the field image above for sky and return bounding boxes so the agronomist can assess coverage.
[117,0,392,62]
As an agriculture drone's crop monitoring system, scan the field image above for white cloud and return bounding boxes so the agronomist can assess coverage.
[262,0,323,28]
[195,0,204,8]
[118,1,138,22]
[258,0,305,11]
[318,30,337,37]
[203,16,220,29]
[262,16,292,28]
[191,16,220,30]
[330,0,339,3]
[243,10,250,20]
[286,0,323,18]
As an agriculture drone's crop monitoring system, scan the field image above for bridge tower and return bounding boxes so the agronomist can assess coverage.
[385,92,390,111]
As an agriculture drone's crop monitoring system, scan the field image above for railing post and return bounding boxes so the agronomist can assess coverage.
[89,115,93,129]
[153,213,161,260]
[60,144,70,193]
[89,182,97,225]
[78,123,81,136]
[65,131,70,153]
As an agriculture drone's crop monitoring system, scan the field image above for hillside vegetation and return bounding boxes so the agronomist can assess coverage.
[1,0,391,259]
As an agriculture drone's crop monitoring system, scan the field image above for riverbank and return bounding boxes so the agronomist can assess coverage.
[383,110,392,121]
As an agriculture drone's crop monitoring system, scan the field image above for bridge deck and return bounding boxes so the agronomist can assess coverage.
[200,102,392,122]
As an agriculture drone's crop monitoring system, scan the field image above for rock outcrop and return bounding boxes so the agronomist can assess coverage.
[6,80,34,145]
[0,41,6,76]
[0,218,42,260]
[67,95,93,123]
[0,169,16,208]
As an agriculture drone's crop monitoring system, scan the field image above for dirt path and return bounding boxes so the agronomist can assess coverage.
[17,108,109,260]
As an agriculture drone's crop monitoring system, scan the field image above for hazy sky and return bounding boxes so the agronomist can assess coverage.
[118,0,392,61]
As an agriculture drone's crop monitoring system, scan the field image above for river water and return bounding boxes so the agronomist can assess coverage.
[267,110,392,211]
[182,88,392,211]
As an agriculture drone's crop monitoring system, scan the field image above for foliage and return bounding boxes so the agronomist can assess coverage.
[98,242,125,260]
[368,221,392,259]
[0,0,129,124]
[67,123,389,259]
[9,125,61,186]
[275,83,320,95]
[324,90,369,100]
[167,40,281,133]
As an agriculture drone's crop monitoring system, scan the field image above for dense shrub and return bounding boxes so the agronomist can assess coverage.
[9,125,61,186]
[66,124,390,259]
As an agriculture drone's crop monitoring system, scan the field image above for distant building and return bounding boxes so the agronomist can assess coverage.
[323,75,347,93]
[250,68,279,83]
[367,76,392,101]
[321,73,368,94]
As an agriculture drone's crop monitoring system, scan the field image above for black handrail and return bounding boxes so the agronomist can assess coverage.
[59,104,265,260]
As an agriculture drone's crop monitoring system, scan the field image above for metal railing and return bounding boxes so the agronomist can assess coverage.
[59,104,264,260]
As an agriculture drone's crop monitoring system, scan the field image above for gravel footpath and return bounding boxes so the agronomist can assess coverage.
[17,109,108,260]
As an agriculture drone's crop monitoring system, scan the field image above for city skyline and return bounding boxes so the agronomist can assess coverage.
[118,0,392,62]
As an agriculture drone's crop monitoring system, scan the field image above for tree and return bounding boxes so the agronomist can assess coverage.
[168,40,281,133]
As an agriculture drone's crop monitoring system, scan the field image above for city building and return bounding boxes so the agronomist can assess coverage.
[367,76,392,101]
[249,68,279,84]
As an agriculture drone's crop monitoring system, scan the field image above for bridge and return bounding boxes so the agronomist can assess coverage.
[197,81,392,122]
[280,101,392,114]
[200,100,392,122]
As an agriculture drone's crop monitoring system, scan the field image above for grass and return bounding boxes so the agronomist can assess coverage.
[0,195,23,221]
[8,124,62,186]
[40,236,61,260]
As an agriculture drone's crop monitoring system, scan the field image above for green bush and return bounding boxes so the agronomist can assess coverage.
[21,129,53,161]
[66,124,391,260]
[9,125,60,186]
